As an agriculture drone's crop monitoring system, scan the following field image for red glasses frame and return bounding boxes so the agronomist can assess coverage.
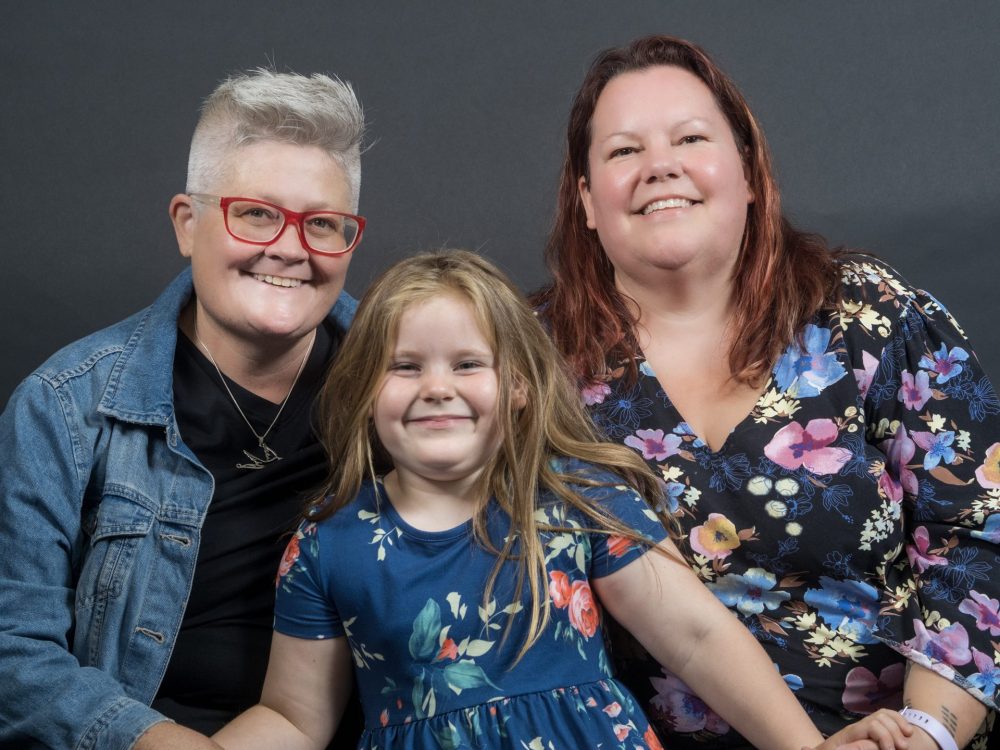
[190,193,366,256]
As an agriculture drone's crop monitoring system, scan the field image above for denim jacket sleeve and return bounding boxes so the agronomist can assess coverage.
[0,373,167,750]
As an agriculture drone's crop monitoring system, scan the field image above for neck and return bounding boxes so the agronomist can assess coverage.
[383,468,484,532]
[180,303,317,403]
[615,261,736,348]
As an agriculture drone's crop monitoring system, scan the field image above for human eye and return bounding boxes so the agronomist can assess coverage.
[455,360,485,372]
[388,361,419,374]
[609,146,638,158]
[306,214,342,236]
[678,134,706,145]
[231,202,280,225]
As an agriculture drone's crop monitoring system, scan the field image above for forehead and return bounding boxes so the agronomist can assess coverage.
[591,65,726,135]
[217,140,351,208]
[394,292,493,348]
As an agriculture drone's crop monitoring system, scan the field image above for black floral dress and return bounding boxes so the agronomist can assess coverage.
[587,257,1000,747]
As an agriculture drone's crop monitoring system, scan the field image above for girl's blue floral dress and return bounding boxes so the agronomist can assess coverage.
[274,463,668,749]
[587,257,1000,747]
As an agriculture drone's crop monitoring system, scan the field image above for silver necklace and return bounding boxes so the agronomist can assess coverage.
[194,329,315,471]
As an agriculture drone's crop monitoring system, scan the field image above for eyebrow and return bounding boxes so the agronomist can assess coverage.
[595,117,712,143]
[391,347,494,360]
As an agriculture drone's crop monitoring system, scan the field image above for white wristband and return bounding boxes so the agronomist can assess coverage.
[899,708,959,750]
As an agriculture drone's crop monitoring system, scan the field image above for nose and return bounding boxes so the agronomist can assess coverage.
[420,368,455,402]
[263,219,310,262]
[641,141,682,183]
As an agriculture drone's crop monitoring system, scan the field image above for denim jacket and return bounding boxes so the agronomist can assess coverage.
[0,268,356,750]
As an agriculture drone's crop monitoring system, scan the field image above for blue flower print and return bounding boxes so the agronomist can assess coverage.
[639,360,656,378]
[919,343,969,385]
[803,576,880,644]
[968,648,1000,694]
[673,422,706,449]
[658,480,686,515]
[591,382,653,439]
[970,514,1000,544]
[773,324,847,398]
[707,568,790,616]
[913,430,956,471]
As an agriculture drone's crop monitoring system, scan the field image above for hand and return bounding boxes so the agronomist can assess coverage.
[804,710,915,750]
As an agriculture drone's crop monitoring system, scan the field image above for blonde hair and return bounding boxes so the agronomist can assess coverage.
[310,250,669,663]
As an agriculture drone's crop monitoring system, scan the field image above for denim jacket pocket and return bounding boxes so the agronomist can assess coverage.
[77,489,155,609]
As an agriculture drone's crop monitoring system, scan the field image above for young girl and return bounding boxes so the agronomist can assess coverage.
[214,251,910,750]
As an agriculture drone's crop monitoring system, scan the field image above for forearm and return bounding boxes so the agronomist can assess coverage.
[903,662,987,749]
[674,614,824,750]
[213,705,322,750]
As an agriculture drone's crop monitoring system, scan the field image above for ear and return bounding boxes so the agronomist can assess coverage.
[577,175,597,230]
[511,381,528,411]
[169,193,197,259]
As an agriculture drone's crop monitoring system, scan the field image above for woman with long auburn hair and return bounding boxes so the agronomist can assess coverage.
[535,35,1000,749]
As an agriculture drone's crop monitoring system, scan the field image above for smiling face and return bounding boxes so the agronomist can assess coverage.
[170,140,354,353]
[578,65,753,285]
[373,294,502,490]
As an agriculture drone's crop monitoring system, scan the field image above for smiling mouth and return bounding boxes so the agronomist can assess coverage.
[640,198,696,215]
[408,415,473,427]
[252,273,303,288]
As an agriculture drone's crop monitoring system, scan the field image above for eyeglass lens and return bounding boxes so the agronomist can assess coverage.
[225,200,359,254]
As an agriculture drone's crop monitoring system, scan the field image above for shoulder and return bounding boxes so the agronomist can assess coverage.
[837,254,920,306]
[28,311,147,391]
[307,481,382,534]
[834,253,964,342]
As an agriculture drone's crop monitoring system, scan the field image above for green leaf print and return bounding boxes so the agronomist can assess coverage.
[443,659,500,693]
[409,598,442,661]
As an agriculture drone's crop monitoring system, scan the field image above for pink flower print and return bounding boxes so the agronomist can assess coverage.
[567,580,600,638]
[910,430,956,470]
[613,724,630,741]
[581,381,611,406]
[853,350,880,399]
[905,620,972,667]
[898,370,933,411]
[975,442,1000,489]
[841,663,904,714]
[650,671,729,734]
[958,590,1000,636]
[688,513,740,561]
[435,638,458,661]
[275,536,300,586]
[624,428,682,462]
[602,702,623,717]
[878,425,918,503]
[906,526,948,574]
[764,418,851,475]
[549,570,571,608]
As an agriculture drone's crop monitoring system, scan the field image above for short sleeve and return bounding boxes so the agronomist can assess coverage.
[858,262,1000,708]
[273,520,344,639]
[583,480,670,579]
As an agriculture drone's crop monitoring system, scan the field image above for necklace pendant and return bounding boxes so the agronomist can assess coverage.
[236,440,283,471]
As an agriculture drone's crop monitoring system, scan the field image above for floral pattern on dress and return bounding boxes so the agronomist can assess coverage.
[272,468,668,749]
[589,257,1000,746]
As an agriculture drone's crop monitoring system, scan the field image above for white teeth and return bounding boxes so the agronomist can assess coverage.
[253,273,302,288]
[642,198,694,215]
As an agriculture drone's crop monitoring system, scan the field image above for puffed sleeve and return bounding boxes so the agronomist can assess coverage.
[273,518,345,640]
[553,460,669,579]
[857,260,1000,708]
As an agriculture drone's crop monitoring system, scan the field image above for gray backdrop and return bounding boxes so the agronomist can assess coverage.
[3,2,999,405]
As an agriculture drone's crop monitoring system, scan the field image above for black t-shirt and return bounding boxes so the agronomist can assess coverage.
[153,321,362,742]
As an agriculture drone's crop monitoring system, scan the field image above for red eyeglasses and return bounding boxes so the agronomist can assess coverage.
[190,194,365,256]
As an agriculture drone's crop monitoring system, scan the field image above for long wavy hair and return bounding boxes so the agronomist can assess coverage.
[533,35,840,386]
[309,250,669,663]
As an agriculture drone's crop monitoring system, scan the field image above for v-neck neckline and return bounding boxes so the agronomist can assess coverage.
[636,355,774,456]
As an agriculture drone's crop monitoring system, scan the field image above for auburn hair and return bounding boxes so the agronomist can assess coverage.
[533,35,840,386]
[309,250,672,664]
